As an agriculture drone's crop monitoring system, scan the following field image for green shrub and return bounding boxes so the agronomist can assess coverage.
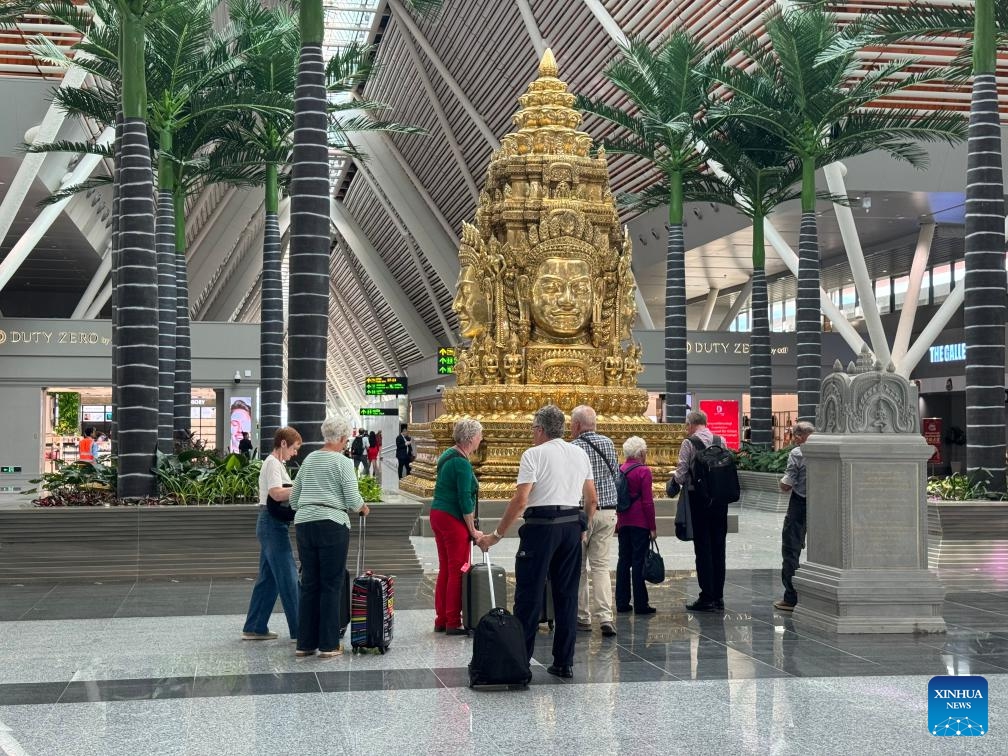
[358,475,383,502]
[927,471,1006,501]
[29,460,117,507]
[733,443,792,474]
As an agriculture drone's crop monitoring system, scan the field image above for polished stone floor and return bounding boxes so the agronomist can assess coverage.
[1,508,1007,754]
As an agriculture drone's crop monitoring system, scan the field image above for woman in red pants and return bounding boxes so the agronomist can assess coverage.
[430,418,484,635]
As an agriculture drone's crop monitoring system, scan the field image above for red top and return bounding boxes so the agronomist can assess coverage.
[616,461,656,532]
[367,442,380,461]
[79,437,95,462]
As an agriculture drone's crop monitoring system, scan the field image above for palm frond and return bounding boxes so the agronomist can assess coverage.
[326,42,376,93]
[36,176,111,207]
[25,139,113,158]
[51,85,118,126]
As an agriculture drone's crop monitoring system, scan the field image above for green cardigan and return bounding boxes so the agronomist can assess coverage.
[430,449,477,522]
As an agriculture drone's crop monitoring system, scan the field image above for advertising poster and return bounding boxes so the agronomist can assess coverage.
[922,417,942,464]
[699,399,740,449]
[230,397,253,453]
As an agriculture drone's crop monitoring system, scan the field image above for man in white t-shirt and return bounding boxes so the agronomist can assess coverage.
[478,405,598,680]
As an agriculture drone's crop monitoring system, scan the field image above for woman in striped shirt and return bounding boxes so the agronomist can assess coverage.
[291,416,369,658]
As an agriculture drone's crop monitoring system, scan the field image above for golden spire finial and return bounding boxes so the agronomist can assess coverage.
[538,48,558,78]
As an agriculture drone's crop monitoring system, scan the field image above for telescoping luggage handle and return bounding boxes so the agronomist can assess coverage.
[356,511,366,575]
[483,549,497,610]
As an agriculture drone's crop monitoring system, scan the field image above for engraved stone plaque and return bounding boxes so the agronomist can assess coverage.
[850,464,919,569]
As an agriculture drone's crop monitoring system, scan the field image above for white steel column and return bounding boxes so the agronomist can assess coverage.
[71,243,111,318]
[388,0,500,149]
[633,288,654,330]
[514,0,546,57]
[330,198,439,356]
[718,278,753,331]
[891,222,936,363]
[397,24,480,203]
[0,65,88,248]
[699,288,720,331]
[83,280,111,319]
[898,287,965,377]
[762,221,870,357]
[582,0,629,47]
[0,126,114,293]
[823,162,892,366]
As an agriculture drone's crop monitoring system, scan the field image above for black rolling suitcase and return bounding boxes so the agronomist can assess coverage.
[468,550,531,689]
[350,515,394,654]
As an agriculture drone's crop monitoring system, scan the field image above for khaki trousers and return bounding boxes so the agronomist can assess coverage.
[577,508,617,623]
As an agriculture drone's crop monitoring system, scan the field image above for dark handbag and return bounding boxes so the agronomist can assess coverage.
[643,541,665,584]
[674,490,693,542]
[266,483,294,523]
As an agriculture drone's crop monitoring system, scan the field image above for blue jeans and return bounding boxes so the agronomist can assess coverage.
[243,508,299,638]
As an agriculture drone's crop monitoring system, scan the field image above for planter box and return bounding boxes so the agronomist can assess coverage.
[0,503,422,583]
[928,500,1008,575]
[737,470,788,513]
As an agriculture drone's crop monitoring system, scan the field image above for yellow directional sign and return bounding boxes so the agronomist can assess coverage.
[437,346,456,375]
[364,376,408,396]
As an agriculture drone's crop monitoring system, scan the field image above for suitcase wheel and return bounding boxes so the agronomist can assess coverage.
[548,620,555,631]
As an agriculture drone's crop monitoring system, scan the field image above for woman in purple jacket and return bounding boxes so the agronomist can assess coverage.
[615,435,657,615]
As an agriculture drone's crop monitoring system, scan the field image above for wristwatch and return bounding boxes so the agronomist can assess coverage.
[492,529,502,540]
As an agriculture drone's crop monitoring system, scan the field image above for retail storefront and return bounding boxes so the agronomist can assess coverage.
[909,328,1008,474]
[0,318,260,491]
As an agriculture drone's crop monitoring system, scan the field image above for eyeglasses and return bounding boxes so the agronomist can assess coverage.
[531,424,542,432]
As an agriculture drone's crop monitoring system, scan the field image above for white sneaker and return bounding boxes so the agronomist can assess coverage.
[241,631,278,640]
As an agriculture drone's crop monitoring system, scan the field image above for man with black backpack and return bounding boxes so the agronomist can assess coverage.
[350,429,369,475]
[570,405,619,638]
[669,409,739,613]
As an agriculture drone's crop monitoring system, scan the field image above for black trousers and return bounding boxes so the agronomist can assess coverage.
[295,519,349,653]
[615,526,650,612]
[352,455,366,474]
[781,492,807,605]
[397,458,411,479]
[690,495,728,603]
[512,511,583,668]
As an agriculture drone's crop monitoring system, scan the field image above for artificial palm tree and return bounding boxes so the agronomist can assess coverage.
[576,32,734,423]
[288,0,438,456]
[708,4,967,423]
[837,0,1008,491]
[701,119,805,445]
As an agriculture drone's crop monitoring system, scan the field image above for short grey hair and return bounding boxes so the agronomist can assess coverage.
[623,435,647,461]
[792,420,815,439]
[570,404,597,430]
[321,416,352,444]
[453,417,483,446]
[533,404,566,439]
[686,409,708,426]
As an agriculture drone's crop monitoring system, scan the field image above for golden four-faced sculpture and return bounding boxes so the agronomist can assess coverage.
[400,49,686,500]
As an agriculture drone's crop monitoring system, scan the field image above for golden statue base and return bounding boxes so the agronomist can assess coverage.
[399,385,687,500]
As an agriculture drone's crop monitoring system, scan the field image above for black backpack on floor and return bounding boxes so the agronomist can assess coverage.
[468,552,530,689]
[688,435,740,507]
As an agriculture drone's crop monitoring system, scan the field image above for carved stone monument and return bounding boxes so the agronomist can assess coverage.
[792,349,946,634]
[400,50,686,499]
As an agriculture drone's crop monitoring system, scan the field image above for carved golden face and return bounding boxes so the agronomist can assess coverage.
[530,258,592,339]
[453,265,489,340]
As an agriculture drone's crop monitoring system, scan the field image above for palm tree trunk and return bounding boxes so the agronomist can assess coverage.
[964,0,1006,492]
[110,113,122,458]
[796,158,821,423]
[116,9,159,499]
[664,173,687,422]
[260,163,283,457]
[173,187,191,438]
[749,216,772,446]
[156,132,176,454]
[287,0,331,457]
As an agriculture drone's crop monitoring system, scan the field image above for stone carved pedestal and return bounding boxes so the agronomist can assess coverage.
[792,353,945,634]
